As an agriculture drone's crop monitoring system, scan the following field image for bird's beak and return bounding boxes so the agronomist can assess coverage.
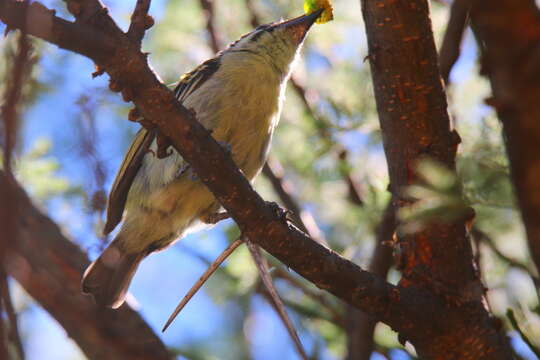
[277,9,324,44]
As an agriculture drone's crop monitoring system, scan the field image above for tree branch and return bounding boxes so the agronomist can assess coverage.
[262,160,327,245]
[346,200,396,360]
[127,0,153,46]
[469,0,540,281]
[0,172,172,360]
[438,0,471,84]
[198,0,221,54]
[0,271,25,360]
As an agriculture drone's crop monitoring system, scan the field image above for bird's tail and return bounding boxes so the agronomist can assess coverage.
[81,238,145,309]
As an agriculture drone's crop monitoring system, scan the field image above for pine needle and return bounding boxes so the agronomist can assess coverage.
[245,239,308,360]
[162,238,243,332]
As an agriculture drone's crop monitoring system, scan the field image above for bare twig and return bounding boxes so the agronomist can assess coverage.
[346,200,396,360]
[1,21,32,360]
[198,0,221,53]
[0,277,6,360]
[127,0,153,46]
[0,270,25,360]
[245,240,308,360]
[244,0,261,28]
[272,267,344,327]
[75,95,109,244]
[263,159,327,245]
[438,0,471,84]
[472,228,532,275]
[506,309,540,358]
[162,238,244,332]
[201,211,230,224]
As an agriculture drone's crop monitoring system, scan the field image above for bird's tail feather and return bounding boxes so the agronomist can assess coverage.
[81,238,144,309]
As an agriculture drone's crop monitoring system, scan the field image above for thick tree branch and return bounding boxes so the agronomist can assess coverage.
[0,173,172,360]
[469,0,540,279]
[360,0,512,357]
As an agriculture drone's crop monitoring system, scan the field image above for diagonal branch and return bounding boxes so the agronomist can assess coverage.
[346,200,396,360]
[438,0,471,84]
[0,271,25,360]
[127,0,153,46]
[198,0,221,54]
[262,160,327,245]
[1,172,172,360]
[245,240,308,360]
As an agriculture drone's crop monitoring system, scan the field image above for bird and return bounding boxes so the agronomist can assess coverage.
[81,9,323,309]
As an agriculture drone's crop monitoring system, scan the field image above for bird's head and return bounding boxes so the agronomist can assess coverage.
[225,9,323,79]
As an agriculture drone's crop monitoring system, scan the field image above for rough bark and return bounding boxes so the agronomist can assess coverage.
[360,0,513,358]
[1,172,172,360]
[470,0,540,276]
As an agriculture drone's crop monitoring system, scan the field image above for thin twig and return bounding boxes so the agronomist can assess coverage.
[0,279,6,360]
[272,267,344,327]
[162,238,244,332]
[473,228,540,304]
[473,229,532,275]
[438,0,471,84]
[506,309,540,358]
[198,0,221,53]
[346,201,396,360]
[201,211,230,224]
[263,160,327,246]
[1,25,32,360]
[126,0,153,46]
[0,270,25,360]
[245,239,308,360]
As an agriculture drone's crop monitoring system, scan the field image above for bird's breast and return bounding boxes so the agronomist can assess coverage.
[185,60,285,180]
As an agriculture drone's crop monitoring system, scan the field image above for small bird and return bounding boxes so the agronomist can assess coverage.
[81,10,323,308]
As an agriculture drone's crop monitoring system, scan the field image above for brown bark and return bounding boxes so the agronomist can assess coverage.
[470,0,540,276]
[360,0,513,358]
[1,172,172,360]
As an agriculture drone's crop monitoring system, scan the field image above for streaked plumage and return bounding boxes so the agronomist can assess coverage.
[81,10,322,308]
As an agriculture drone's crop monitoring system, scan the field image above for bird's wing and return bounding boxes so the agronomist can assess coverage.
[174,57,221,103]
[104,128,155,234]
[104,57,221,234]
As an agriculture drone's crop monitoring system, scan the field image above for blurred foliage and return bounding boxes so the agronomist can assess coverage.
[2,0,540,359]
